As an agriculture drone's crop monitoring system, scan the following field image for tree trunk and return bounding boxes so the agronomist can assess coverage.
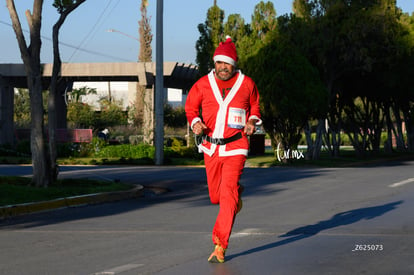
[7,0,49,187]
[304,121,314,159]
[384,105,393,153]
[133,83,145,129]
[48,12,66,182]
[143,86,154,144]
[30,73,49,187]
[403,107,414,152]
[49,13,65,184]
[49,0,87,182]
[392,105,406,151]
[312,119,325,160]
[0,79,15,146]
[331,128,340,157]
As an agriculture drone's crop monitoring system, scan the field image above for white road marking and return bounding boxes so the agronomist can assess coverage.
[389,178,414,188]
[91,264,144,275]
[232,228,276,238]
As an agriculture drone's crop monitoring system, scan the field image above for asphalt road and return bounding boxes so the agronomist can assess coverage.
[0,161,413,275]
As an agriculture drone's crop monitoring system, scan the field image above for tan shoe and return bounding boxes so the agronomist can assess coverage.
[208,244,226,263]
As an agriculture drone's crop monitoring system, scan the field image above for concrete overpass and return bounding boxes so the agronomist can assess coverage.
[0,62,198,145]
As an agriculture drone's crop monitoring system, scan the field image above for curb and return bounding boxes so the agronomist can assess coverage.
[0,185,144,219]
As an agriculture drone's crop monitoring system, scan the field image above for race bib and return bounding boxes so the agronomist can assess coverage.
[227,107,246,129]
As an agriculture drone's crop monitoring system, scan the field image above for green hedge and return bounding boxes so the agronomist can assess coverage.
[93,143,155,159]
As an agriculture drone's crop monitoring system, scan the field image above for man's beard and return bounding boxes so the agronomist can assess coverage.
[215,68,235,81]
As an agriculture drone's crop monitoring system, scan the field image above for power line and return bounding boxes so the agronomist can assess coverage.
[67,0,120,61]
[0,19,133,62]
[89,0,122,42]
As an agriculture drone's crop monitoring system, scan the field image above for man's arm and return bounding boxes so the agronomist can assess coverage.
[185,82,205,135]
[244,81,262,136]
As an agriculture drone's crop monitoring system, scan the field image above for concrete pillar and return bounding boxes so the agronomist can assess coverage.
[0,77,15,145]
[136,62,155,145]
[143,86,154,144]
[56,80,71,129]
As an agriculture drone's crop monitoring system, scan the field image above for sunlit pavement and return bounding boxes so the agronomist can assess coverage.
[0,162,413,274]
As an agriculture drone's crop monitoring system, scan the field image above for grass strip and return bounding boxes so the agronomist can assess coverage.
[0,176,132,207]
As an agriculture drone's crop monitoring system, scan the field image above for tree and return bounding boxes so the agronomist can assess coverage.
[164,104,187,128]
[66,86,96,128]
[66,102,95,129]
[14,89,49,129]
[245,35,327,158]
[97,99,128,129]
[276,13,330,159]
[135,0,153,142]
[69,86,97,103]
[196,1,277,72]
[223,14,248,45]
[138,0,152,62]
[293,0,315,19]
[6,0,49,187]
[223,14,253,66]
[290,0,408,157]
[330,1,405,156]
[49,0,86,182]
[14,89,32,128]
[238,1,277,66]
[251,1,277,41]
[380,11,414,152]
[195,1,224,76]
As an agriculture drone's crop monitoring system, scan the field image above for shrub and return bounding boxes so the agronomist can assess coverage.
[15,140,31,156]
[98,104,128,128]
[67,102,96,128]
[93,143,155,159]
[164,104,187,128]
[129,135,144,145]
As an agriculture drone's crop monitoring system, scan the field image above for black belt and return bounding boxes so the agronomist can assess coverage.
[203,132,242,145]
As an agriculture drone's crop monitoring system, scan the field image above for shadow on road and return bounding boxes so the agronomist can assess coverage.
[0,166,329,228]
[228,200,403,261]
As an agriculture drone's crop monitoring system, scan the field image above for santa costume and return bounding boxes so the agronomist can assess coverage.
[185,37,261,252]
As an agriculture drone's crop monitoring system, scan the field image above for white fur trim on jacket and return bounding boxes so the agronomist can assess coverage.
[196,69,246,157]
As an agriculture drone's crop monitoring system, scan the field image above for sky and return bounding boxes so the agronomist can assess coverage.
[1,0,414,65]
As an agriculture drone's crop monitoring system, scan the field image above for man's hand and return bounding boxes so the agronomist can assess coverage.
[193,121,207,135]
[244,119,257,136]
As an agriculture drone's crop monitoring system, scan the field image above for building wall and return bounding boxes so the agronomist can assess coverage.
[72,81,184,110]
[72,81,131,110]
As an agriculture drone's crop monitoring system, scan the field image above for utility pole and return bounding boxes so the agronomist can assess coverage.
[154,0,164,165]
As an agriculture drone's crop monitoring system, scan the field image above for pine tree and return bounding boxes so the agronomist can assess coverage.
[138,0,152,62]
[135,0,153,142]
[196,1,224,76]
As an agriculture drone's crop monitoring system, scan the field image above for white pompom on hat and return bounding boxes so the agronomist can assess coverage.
[213,35,238,66]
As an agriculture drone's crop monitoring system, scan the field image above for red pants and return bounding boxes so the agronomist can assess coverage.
[204,152,246,249]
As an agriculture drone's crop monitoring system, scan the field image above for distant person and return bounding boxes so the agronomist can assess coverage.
[185,36,262,263]
[98,128,109,141]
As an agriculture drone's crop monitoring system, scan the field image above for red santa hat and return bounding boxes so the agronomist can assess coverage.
[213,35,238,66]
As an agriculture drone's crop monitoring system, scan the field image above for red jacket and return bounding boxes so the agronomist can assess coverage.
[185,70,261,157]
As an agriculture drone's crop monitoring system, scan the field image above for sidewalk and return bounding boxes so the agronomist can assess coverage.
[0,184,144,219]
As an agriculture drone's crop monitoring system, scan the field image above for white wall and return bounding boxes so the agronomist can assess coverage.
[72,81,130,110]
[72,82,184,110]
